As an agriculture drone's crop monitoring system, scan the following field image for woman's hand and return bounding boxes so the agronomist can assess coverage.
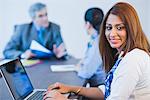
[47,82,71,94]
[43,90,68,100]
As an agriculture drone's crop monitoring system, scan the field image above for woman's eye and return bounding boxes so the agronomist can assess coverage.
[117,26,125,31]
[106,26,112,31]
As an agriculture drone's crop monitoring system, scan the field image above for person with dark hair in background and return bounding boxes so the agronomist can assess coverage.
[76,7,106,87]
[43,2,150,100]
[3,2,67,59]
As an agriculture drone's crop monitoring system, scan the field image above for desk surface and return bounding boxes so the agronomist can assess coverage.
[0,57,84,100]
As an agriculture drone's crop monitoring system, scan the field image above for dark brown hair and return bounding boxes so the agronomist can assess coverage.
[99,2,150,73]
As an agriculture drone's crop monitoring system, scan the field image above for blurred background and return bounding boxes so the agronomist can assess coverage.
[0,0,149,58]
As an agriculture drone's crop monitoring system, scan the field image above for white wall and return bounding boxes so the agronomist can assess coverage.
[0,0,149,58]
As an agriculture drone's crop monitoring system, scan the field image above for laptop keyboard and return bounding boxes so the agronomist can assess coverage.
[27,91,45,100]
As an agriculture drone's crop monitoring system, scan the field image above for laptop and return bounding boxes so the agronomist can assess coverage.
[0,59,46,100]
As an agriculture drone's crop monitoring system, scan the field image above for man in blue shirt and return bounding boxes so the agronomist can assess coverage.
[3,2,67,59]
[76,8,106,87]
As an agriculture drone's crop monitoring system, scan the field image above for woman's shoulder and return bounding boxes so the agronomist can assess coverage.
[125,48,149,59]
[116,48,150,78]
[123,48,150,63]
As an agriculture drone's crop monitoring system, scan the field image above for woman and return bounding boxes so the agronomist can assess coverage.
[43,2,150,100]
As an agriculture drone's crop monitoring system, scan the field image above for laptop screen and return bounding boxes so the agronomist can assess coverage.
[0,59,34,100]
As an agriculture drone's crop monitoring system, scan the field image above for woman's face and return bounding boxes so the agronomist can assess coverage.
[105,14,127,51]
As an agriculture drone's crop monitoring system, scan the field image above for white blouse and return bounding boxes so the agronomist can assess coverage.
[99,48,150,100]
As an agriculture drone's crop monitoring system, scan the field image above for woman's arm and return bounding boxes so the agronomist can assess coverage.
[69,85,104,99]
[47,82,104,100]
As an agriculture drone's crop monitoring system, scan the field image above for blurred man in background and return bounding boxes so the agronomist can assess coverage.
[3,2,67,59]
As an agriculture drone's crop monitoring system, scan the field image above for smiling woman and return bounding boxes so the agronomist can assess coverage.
[105,14,127,51]
[99,2,150,73]
[99,2,150,99]
[43,2,150,100]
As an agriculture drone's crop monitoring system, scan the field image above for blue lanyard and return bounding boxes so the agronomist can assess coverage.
[105,57,122,99]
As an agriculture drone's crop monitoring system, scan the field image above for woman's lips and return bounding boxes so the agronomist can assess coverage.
[109,39,120,44]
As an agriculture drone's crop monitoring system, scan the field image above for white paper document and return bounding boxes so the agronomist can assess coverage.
[30,40,53,58]
[50,65,77,72]
[30,40,51,53]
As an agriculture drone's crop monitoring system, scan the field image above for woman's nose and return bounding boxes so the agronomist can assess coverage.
[109,28,118,37]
